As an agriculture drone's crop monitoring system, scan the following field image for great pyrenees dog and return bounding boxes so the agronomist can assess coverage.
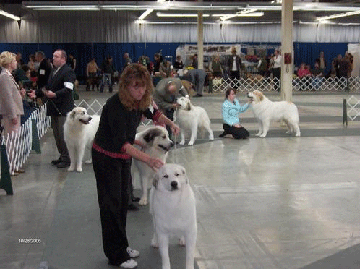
[150,164,197,269]
[247,90,301,137]
[176,96,214,146]
[64,107,100,172]
[133,126,173,206]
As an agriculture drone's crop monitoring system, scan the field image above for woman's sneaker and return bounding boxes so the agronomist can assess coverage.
[120,259,137,268]
[126,247,140,258]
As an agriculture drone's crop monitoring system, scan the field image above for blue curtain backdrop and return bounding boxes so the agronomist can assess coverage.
[0,42,348,80]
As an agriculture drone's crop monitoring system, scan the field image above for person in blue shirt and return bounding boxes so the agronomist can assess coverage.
[220,88,251,139]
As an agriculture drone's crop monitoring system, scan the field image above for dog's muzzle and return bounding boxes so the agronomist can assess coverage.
[158,141,174,152]
[170,181,178,191]
[79,117,92,124]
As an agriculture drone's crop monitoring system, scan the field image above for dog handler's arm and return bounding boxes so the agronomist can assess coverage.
[157,113,180,136]
[123,143,164,171]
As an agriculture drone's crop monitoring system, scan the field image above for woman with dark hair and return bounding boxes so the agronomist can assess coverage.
[92,63,179,268]
[220,88,251,139]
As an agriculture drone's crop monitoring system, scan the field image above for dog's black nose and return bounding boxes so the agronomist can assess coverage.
[89,116,92,121]
[171,181,178,189]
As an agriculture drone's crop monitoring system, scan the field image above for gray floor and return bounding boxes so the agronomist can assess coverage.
[1,86,360,269]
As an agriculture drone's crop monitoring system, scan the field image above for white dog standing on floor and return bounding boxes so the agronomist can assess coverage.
[176,96,214,146]
[150,163,197,269]
[64,107,100,172]
[247,90,301,137]
[133,126,173,206]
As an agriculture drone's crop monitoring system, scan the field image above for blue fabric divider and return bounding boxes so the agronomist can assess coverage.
[0,42,348,80]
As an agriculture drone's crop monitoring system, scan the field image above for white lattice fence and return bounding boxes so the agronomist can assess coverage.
[212,76,360,93]
[1,104,50,175]
[347,95,360,121]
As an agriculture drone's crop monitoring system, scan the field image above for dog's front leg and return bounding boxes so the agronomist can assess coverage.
[188,120,198,146]
[76,143,86,172]
[67,145,76,172]
[179,129,186,146]
[139,172,148,206]
[158,233,171,269]
[259,120,269,138]
[185,229,197,269]
[255,120,263,136]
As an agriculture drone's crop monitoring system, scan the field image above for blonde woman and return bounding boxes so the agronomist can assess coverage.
[0,51,24,136]
[0,51,25,176]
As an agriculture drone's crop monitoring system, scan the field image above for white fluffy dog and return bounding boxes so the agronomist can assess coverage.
[150,164,197,269]
[64,107,100,172]
[247,90,301,137]
[133,126,173,206]
[176,96,214,146]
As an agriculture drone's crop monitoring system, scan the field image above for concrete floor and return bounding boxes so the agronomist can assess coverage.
[1,86,360,269]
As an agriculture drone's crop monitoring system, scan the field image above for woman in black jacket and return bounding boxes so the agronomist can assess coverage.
[92,63,179,268]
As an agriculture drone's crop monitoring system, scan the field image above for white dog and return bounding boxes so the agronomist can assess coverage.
[133,126,173,206]
[150,164,197,269]
[176,96,214,146]
[247,90,301,137]
[64,107,100,172]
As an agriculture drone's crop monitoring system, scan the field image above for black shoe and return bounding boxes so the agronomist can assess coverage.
[56,161,70,168]
[219,132,226,137]
[51,158,62,165]
[132,197,140,202]
[193,94,203,98]
[128,204,139,211]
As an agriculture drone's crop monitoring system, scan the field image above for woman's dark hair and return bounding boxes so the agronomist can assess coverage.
[225,88,236,99]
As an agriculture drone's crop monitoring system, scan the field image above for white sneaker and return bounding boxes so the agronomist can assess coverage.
[120,259,137,268]
[126,247,140,258]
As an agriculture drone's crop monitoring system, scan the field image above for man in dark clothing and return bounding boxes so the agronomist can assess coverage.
[100,56,116,93]
[227,47,242,80]
[29,49,76,168]
[35,51,52,90]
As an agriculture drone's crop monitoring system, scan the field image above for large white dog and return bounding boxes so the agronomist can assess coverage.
[64,107,100,172]
[150,163,197,269]
[176,96,214,146]
[133,126,173,206]
[247,90,301,137]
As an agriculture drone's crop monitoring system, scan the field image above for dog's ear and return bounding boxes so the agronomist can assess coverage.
[70,110,76,119]
[144,128,162,144]
[181,167,189,184]
[153,173,159,189]
[258,91,264,101]
[185,101,191,111]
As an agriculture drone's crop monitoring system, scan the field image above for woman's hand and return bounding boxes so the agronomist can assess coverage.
[170,123,180,136]
[146,157,164,172]
[19,88,26,98]
[27,90,36,99]
[233,124,241,128]
[11,117,18,125]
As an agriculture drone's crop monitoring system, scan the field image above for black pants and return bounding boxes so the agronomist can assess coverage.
[273,68,281,92]
[229,71,240,80]
[51,116,70,162]
[92,149,131,265]
[164,108,174,139]
[223,124,249,139]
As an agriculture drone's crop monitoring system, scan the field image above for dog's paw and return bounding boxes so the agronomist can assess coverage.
[188,141,194,146]
[179,141,185,146]
[151,238,159,248]
[85,160,92,164]
[296,132,301,137]
[179,236,186,246]
[139,197,148,206]
[255,133,261,136]
[259,134,266,138]
[68,166,75,172]
[76,167,83,172]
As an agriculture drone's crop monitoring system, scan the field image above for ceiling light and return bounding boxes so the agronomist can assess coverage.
[0,9,20,21]
[139,9,153,20]
[317,9,360,21]
[26,5,99,11]
[156,12,210,18]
